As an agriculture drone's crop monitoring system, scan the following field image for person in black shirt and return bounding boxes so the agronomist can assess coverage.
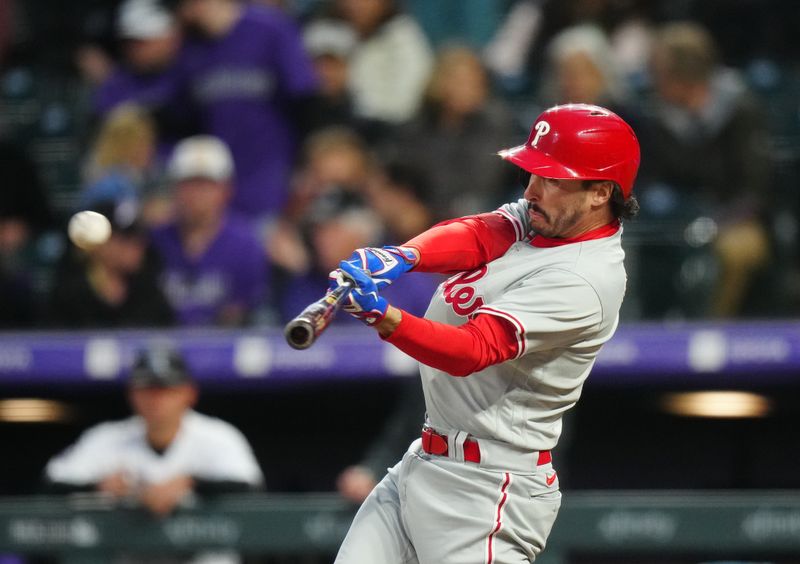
[47,199,173,328]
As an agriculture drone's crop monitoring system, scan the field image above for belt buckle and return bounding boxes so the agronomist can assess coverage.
[422,425,449,456]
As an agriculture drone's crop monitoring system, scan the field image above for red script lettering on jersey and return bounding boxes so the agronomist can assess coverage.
[442,266,488,316]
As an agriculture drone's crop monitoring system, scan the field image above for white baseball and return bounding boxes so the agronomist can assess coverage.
[68,211,112,249]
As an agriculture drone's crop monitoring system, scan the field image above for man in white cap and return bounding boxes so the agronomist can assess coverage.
[301,19,361,134]
[150,135,267,326]
[94,0,184,120]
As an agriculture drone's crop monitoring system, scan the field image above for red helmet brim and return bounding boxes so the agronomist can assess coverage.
[498,144,584,180]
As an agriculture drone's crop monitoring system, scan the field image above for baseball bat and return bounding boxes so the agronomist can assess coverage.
[284,279,354,350]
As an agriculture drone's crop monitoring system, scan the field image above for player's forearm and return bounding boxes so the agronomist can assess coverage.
[405,213,517,274]
[376,307,519,376]
[192,478,261,494]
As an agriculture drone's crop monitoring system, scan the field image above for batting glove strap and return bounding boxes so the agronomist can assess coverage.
[330,262,389,325]
[345,246,416,289]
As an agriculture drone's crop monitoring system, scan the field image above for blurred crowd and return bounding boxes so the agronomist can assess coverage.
[2,0,800,330]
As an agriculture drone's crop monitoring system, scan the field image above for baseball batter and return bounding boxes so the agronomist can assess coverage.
[330,104,641,563]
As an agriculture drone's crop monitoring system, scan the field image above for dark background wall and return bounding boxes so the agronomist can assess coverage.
[3,376,798,495]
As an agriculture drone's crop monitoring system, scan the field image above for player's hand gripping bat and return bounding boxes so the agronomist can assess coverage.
[284,278,354,349]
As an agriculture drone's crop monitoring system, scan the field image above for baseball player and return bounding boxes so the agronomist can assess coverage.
[45,344,263,513]
[329,103,640,563]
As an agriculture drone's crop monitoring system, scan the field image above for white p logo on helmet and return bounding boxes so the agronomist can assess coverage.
[531,120,551,147]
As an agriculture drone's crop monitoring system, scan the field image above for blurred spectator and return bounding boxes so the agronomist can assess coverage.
[7,0,120,79]
[363,161,434,242]
[47,199,174,328]
[275,193,376,323]
[82,104,173,227]
[302,19,363,135]
[167,0,319,226]
[275,191,438,324]
[45,344,263,561]
[386,46,517,218]
[638,22,772,318]
[269,127,372,276]
[94,0,183,117]
[272,132,440,323]
[337,377,425,503]
[0,139,54,250]
[150,135,267,326]
[538,24,628,110]
[483,0,546,91]
[85,105,158,184]
[0,140,54,327]
[679,0,800,66]
[484,0,654,94]
[335,0,433,124]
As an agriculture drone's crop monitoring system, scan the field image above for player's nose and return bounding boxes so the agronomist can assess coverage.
[523,174,541,201]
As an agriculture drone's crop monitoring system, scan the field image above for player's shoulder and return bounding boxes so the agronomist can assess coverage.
[492,199,531,242]
[183,410,251,445]
[570,230,626,276]
[78,416,143,445]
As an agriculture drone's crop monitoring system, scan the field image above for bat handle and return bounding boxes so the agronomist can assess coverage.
[284,279,354,350]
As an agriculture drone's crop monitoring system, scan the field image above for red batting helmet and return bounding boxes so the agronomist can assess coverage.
[499,104,640,197]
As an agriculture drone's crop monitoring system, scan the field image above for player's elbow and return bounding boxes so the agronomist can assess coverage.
[446,366,475,377]
[445,358,491,377]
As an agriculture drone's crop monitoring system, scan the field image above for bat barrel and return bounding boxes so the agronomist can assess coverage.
[283,278,353,350]
[284,317,316,350]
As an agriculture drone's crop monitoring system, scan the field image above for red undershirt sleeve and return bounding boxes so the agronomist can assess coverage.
[403,213,518,274]
[383,310,521,377]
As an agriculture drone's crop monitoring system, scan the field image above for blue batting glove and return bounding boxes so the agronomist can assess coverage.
[342,246,416,289]
[329,261,389,325]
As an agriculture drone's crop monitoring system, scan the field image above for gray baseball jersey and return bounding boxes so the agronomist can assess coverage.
[421,198,626,450]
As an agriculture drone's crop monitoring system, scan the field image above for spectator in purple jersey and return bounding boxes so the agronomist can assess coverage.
[150,136,267,326]
[168,0,319,224]
[94,0,185,122]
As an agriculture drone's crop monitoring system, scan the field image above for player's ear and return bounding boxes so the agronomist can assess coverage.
[589,181,614,206]
[184,384,199,408]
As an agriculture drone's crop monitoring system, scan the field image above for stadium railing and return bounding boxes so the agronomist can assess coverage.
[1,491,800,563]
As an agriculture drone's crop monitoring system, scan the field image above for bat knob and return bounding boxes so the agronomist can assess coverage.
[285,318,315,350]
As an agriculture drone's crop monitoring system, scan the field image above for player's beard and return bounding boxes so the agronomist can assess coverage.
[529,201,582,238]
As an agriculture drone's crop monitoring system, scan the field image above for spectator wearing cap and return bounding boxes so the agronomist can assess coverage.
[302,19,363,136]
[46,198,174,328]
[150,135,267,326]
[45,344,264,516]
[93,0,194,155]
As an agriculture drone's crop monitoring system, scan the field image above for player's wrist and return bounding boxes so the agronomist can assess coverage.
[383,245,418,272]
[375,306,402,338]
